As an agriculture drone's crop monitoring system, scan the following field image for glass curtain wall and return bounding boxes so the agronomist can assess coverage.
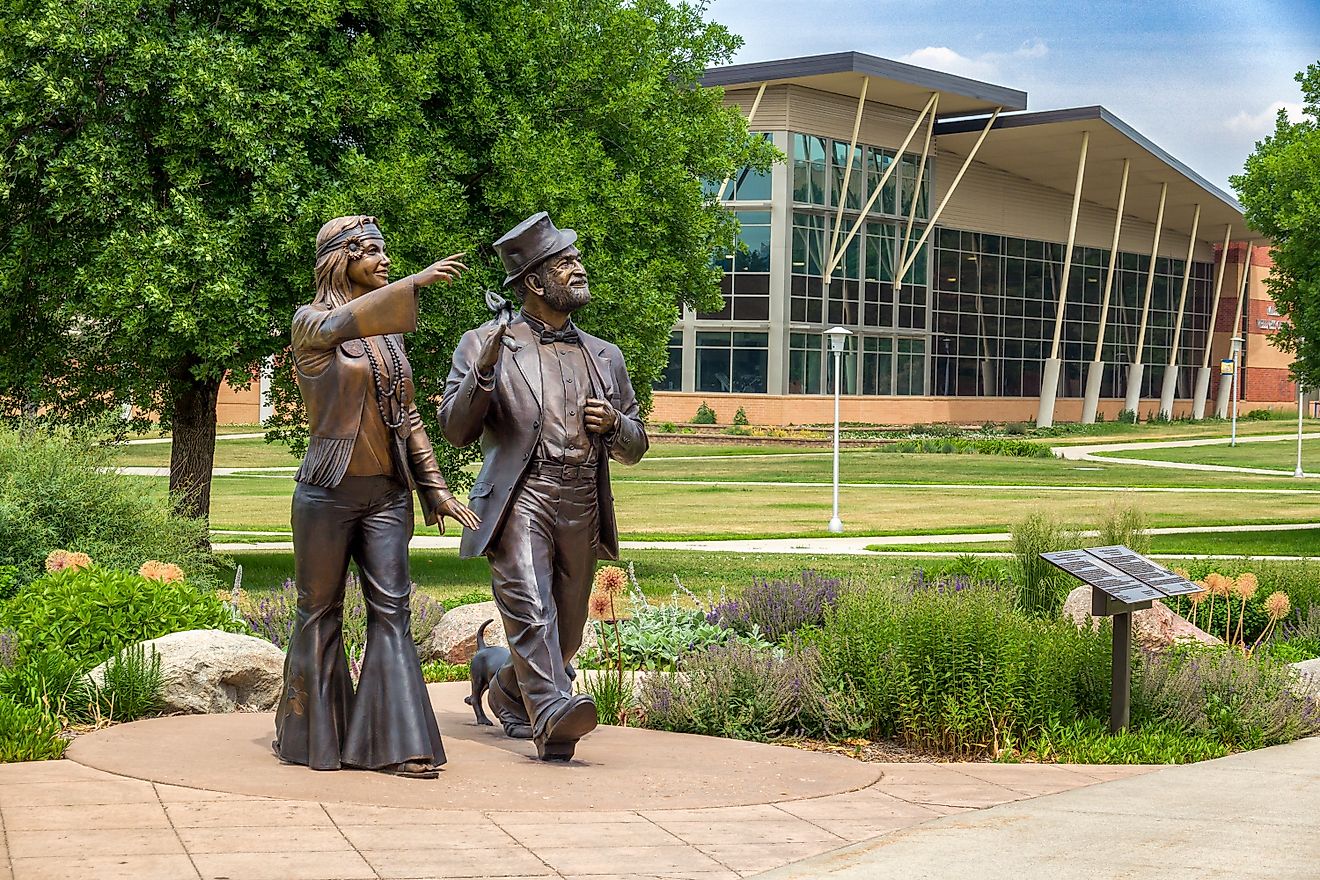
[932,228,1213,398]
[790,131,931,396]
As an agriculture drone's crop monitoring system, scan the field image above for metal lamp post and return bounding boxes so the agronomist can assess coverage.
[824,327,853,534]
[1297,381,1306,479]
[1230,336,1244,447]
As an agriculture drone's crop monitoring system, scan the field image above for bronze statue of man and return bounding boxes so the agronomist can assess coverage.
[440,212,648,761]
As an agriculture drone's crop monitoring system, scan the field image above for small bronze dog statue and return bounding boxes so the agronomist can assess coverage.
[465,619,511,727]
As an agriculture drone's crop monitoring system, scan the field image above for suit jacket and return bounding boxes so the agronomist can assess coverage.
[439,314,648,559]
[291,277,452,525]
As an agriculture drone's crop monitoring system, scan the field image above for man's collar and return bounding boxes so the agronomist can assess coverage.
[519,310,575,334]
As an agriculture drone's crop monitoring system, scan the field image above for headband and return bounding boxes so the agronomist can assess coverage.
[315,218,382,260]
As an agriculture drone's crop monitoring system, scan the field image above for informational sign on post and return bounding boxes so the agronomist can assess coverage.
[1220,358,1234,375]
[1041,545,1203,734]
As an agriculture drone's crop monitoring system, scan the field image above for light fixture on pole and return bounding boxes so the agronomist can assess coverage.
[1230,336,1244,447]
[824,326,853,534]
[1297,381,1306,479]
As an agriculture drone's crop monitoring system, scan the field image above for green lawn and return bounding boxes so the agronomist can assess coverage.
[1096,436,1320,472]
[228,547,924,603]
[112,437,301,469]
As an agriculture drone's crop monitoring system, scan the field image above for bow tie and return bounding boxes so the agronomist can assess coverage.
[538,327,580,346]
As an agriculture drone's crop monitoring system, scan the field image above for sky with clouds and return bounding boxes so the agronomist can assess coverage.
[704,0,1320,194]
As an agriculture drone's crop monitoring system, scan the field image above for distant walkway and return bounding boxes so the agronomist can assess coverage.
[1056,432,1320,477]
[757,735,1320,880]
[213,520,1320,557]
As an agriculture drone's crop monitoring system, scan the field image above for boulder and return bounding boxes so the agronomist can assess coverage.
[1291,658,1320,697]
[88,629,286,714]
[1061,585,1221,652]
[428,600,598,664]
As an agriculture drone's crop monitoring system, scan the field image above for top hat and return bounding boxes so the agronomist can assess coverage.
[493,212,579,288]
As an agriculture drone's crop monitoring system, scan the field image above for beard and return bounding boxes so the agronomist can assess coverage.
[540,275,591,313]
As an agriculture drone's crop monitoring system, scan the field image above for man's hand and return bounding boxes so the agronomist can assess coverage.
[475,321,508,374]
[415,253,467,289]
[584,398,618,435]
[437,496,481,535]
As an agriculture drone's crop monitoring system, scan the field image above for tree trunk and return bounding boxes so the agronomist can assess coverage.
[168,369,222,544]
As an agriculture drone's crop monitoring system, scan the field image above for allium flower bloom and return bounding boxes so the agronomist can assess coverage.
[1206,572,1232,597]
[1189,585,1208,606]
[66,552,92,571]
[1265,591,1291,621]
[139,561,184,583]
[44,549,71,572]
[1233,573,1259,601]
[1172,567,1191,580]
[593,566,628,598]
[587,591,614,621]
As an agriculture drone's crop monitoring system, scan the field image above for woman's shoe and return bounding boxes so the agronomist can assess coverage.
[378,760,440,780]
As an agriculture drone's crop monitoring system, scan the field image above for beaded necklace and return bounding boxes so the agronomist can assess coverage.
[363,335,407,431]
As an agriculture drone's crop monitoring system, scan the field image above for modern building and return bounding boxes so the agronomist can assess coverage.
[648,51,1298,427]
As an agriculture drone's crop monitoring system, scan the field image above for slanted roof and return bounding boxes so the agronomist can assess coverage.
[701,51,1028,116]
[934,106,1255,240]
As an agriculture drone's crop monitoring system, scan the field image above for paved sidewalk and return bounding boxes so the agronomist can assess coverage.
[0,684,1154,880]
[757,734,1320,880]
[1056,431,1320,477]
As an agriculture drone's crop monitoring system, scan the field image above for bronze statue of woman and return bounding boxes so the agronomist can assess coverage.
[273,215,480,779]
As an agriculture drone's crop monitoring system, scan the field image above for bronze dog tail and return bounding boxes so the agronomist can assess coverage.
[475,618,495,651]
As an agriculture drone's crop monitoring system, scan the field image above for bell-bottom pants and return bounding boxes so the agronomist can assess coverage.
[275,475,445,771]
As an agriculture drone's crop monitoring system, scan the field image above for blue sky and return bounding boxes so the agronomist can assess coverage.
[705,0,1320,194]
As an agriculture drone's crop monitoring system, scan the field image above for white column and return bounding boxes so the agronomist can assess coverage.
[1124,181,1168,417]
[1082,158,1130,424]
[1216,243,1253,418]
[1193,224,1233,419]
[259,358,275,424]
[1159,203,1201,418]
[1038,131,1090,428]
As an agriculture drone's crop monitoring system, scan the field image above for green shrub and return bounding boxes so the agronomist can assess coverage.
[640,644,862,742]
[1116,409,1138,424]
[1003,421,1028,435]
[1095,504,1151,555]
[733,407,750,426]
[581,668,637,726]
[583,602,770,670]
[0,426,219,590]
[878,437,1051,457]
[0,695,66,762]
[692,401,717,425]
[420,660,469,683]
[1012,717,1229,764]
[813,580,1110,757]
[1,565,245,668]
[0,566,18,601]
[1010,513,1080,614]
[0,647,91,720]
[658,421,676,434]
[91,643,163,722]
[1134,646,1320,750]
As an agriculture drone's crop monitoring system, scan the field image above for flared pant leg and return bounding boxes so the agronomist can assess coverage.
[342,481,445,769]
[276,481,357,770]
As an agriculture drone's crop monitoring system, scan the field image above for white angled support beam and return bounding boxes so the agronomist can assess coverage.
[1192,224,1233,420]
[827,77,870,262]
[1159,203,1201,418]
[715,82,767,203]
[894,94,939,290]
[1082,157,1130,424]
[896,108,1002,283]
[1124,181,1168,416]
[1038,130,1090,428]
[1216,241,1254,418]
[826,92,939,278]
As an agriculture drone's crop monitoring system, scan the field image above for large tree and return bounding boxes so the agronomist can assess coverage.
[1233,62,1320,389]
[0,0,773,524]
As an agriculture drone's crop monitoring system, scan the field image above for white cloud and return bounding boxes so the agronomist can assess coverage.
[1223,101,1304,134]
[898,39,1049,83]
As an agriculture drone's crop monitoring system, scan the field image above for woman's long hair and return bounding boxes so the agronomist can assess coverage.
[313,215,380,308]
